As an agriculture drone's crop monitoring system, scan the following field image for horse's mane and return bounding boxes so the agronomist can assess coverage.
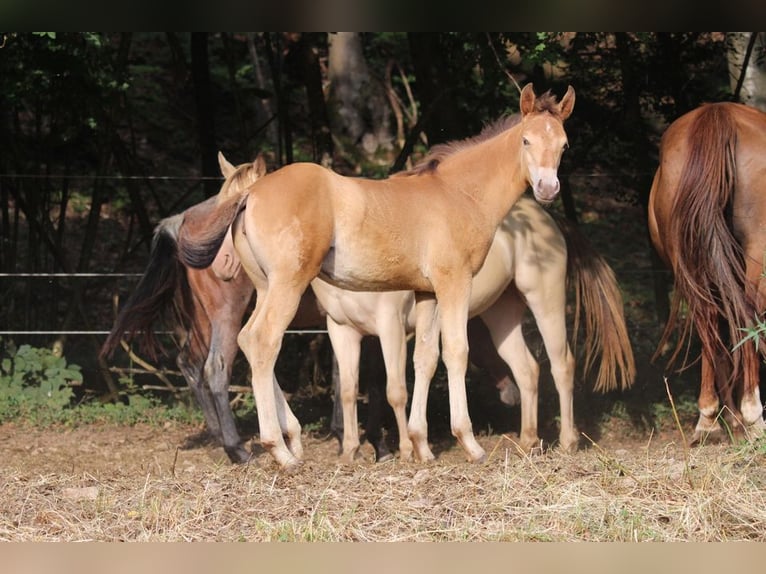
[398,91,563,177]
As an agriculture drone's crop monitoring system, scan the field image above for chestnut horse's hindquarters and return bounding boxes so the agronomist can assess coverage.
[648,101,766,443]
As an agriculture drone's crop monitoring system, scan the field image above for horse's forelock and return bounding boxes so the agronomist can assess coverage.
[532,90,567,118]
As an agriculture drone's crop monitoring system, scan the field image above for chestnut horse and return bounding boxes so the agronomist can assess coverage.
[318,195,634,463]
[177,84,575,470]
[647,101,766,443]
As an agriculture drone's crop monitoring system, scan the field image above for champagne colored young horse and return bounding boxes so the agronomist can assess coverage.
[647,101,766,443]
[319,195,635,463]
[100,154,519,464]
[178,84,575,470]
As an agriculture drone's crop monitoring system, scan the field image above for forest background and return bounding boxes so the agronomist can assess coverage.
[1,32,765,431]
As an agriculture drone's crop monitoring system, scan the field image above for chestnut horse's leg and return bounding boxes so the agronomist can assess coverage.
[480,292,542,454]
[693,355,725,445]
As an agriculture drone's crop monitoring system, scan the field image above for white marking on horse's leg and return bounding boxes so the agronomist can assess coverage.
[692,358,723,444]
[326,319,362,464]
[741,386,765,438]
[408,296,440,462]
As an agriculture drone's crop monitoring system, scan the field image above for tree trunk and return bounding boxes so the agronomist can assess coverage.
[298,34,334,166]
[727,32,766,111]
[407,33,463,145]
[191,32,218,196]
[327,32,393,163]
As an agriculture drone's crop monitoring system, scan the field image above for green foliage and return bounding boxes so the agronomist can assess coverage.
[0,339,201,427]
[0,339,80,424]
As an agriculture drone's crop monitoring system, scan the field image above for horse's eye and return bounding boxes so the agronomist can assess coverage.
[522,137,530,146]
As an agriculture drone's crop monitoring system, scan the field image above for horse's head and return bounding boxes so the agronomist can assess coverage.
[518,83,575,205]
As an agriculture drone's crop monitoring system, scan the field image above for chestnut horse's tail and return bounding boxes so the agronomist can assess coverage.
[100,213,196,361]
[658,103,757,387]
[556,217,636,392]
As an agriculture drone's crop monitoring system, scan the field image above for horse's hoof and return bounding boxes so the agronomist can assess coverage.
[225,446,253,465]
[280,458,303,474]
[690,427,727,446]
[376,452,395,463]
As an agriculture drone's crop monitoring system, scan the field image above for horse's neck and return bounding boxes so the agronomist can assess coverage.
[439,129,527,226]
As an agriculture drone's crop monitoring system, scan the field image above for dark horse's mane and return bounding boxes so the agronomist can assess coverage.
[398,91,564,177]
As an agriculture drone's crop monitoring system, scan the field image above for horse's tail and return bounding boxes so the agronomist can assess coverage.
[100,213,196,361]
[556,217,636,392]
[177,154,265,269]
[658,103,756,386]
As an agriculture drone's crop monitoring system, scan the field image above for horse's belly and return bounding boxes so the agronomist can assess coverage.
[467,237,514,316]
[320,247,432,292]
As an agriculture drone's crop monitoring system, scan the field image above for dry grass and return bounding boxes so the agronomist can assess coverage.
[1,421,764,542]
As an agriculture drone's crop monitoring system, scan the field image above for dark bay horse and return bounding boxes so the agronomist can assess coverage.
[176,84,575,470]
[647,101,766,443]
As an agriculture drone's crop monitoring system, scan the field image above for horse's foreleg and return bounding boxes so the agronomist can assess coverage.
[326,318,363,464]
[177,348,224,443]
[377,313,412,462]
[526,293,578,453]
[238,285,304,471]
[481,293,542,454]
[205,323,251,464]
[408,294,440,462]
[438,283,486,463]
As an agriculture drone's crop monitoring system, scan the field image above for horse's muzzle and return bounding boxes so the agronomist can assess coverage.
[533,178,560,205]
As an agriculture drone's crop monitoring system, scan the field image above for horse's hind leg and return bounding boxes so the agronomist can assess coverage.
[481,293,542,454]
[325,317,363,463]
[408,295,441,462]
[238,283,306,470]
[692,355,725,445]
[526,292,578,453]
[377,313,412,462]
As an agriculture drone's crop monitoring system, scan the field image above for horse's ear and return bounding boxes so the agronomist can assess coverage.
[519,83,536,116]
[218,151,237,178]
[253,153,267,178]
[557,85,575,121]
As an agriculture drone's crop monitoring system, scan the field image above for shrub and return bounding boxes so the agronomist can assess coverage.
[0,339,82,424]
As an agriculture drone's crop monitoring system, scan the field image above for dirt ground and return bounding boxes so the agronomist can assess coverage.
[6,402,765,543]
